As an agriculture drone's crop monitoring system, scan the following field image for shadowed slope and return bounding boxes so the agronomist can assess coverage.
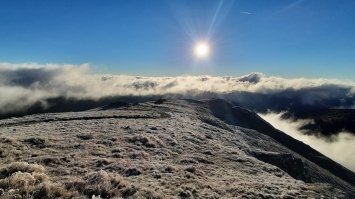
[205,99,355,186]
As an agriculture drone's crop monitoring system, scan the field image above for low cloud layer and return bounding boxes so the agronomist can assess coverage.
[1,62,355,115]
[259,112,355,172]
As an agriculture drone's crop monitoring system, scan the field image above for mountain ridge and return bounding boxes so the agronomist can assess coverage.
[0,99,354,198]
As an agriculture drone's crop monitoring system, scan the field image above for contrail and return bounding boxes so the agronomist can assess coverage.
[278,0,306,14]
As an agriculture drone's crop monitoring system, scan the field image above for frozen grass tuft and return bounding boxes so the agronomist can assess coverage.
[32,182,72,199]
[66,170,137,198]
[128,151,150,160]
[0,162,45,178]
[127,134,164,148]
[0,162,74,199]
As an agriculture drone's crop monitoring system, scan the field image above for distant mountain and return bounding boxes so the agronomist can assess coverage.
[0,95,162,119]
[282,108,355,136]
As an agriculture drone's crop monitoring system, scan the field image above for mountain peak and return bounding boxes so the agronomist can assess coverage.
[238,72,265,83]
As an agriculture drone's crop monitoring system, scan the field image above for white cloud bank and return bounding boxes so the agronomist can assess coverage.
[0,62,355,114]
[259,112,355,172]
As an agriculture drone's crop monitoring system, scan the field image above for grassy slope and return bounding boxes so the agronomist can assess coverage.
[0,100,353,198]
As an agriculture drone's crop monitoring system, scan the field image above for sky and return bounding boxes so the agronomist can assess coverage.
[0,0,355,78]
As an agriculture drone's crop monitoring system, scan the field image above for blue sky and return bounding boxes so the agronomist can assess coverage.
[0,0,354,78]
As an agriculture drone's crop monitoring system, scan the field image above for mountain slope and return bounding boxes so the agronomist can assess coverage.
[289,108,355,136]
[205,99,355,186]
[0,99,354,198]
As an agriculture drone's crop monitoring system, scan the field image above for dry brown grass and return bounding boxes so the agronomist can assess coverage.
[0,162,45,178]
[0,100,352,198]
[0,162,75,199]
[127,150,150,160]
[0,162,137,198]
[127,134,164,148]
[66,170,137,198]
[32,182,73,199]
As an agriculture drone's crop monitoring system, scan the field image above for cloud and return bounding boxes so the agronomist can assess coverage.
[0,62,355,115]
[240,11,252,15]
[0,62,90,70]
[258,112,355,172]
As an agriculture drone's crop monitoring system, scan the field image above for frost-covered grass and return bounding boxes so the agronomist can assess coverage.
[0,100,352,198]
[0,162,72,198]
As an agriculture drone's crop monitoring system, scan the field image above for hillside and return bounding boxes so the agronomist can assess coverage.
[0,99,354,198]
[285,108,355,136]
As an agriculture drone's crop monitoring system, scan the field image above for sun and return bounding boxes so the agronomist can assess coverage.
[194,41,210,59]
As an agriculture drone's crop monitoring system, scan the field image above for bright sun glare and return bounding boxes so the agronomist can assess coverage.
[194,41,210,59]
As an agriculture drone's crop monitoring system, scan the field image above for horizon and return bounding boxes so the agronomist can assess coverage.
[1,0,355,78]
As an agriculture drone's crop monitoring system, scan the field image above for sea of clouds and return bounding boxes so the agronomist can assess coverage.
[1,62,354,114]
